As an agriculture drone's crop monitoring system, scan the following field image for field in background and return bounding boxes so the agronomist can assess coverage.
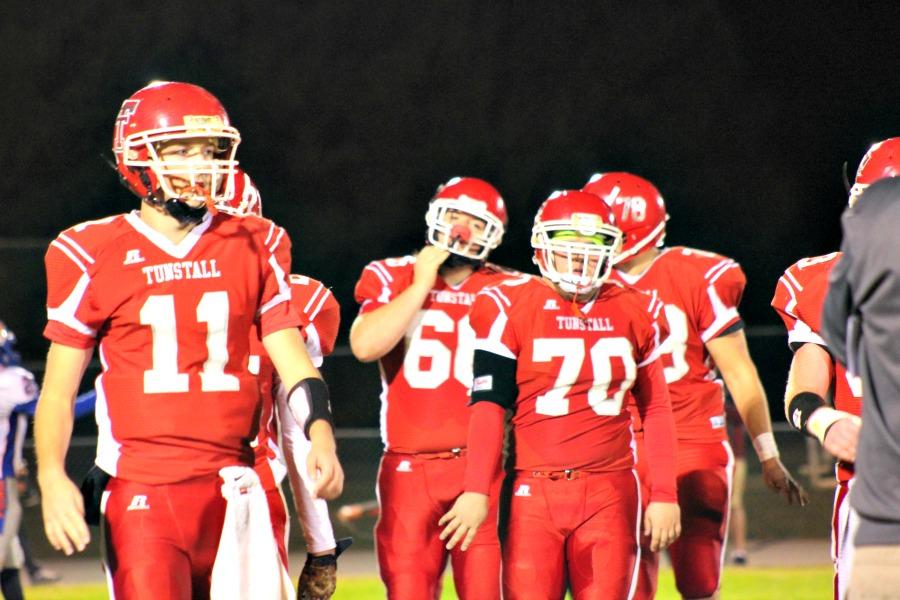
[22,567,833,599]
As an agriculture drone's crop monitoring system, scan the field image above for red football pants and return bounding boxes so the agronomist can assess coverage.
[504,470,641,600]
[375,451,502,600]
[634,438,733,600]
[102,474,226,600]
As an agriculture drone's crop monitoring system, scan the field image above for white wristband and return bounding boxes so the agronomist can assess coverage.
[807,407,861,446]
[752,432,779,462]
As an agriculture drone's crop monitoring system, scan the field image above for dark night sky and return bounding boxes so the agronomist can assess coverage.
[3,2,900,362]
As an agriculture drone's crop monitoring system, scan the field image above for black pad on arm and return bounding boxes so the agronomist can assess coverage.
[471,349,518,410]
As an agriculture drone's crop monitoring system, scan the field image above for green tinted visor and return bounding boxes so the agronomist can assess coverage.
[550,230,615,246]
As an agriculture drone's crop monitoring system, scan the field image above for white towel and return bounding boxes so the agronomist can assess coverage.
[210,466,294,600]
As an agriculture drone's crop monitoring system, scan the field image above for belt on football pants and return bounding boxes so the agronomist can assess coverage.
[527,469,589,481]
[387,448,467,460]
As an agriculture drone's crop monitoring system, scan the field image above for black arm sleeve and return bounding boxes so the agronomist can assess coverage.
[471,349,518,410]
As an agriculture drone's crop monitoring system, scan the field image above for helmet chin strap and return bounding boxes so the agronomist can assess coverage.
[441,252,483,270]
[139,169,210,226]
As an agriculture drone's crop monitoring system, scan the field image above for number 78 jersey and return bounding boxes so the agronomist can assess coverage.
[609,246,747,442]
[43,211,301,484]
[354,256,518,453]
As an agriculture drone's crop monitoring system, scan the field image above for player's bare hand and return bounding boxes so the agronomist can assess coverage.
[762,457,808,506]
[643,501,681,552]
[38,471,90,555]
[413,245,450,290]
[438,492,489,552]
[823,417,861,463]
[307,424,344,500]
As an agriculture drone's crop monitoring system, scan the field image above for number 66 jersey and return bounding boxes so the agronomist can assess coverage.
[43,211,302,484]
[353,256,518,453]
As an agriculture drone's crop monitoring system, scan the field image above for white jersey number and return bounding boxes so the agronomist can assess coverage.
[140,291,240,394]
[532,337,636,417]
[660,304,690,383]
[403,309,473,389]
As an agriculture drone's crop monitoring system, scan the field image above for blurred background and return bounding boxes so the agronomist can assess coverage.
[3,1,898,565]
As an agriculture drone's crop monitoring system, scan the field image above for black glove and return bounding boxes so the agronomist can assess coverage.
[80,465,112,526]
[297,537,353,600]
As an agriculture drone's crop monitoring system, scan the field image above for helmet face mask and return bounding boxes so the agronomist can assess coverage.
[425,177,507,261]
[112,82,241,220]
[582,172,668,265]
[532,191,623,296]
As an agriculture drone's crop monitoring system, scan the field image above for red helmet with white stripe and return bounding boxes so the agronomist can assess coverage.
[425,177,507,261]
[532,190,623,295]
[112,81,240,205]
[216,168,263,216]
[849,137,900,206]
[582,172,667,265]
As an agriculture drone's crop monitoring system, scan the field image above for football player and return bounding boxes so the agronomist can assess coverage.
[440,190,680,600]
[771,138,900,599]
[350,177,514,599]
[35,81,342,599]
[218,170,351,599]
[583,172,807,600]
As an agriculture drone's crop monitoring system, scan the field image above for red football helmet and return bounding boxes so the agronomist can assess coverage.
[532,190,623,295]
[112,81,240,204]
[216,168,263,217]
[849,137,900,206]
[582,172,667,265]
[425,177,507,260]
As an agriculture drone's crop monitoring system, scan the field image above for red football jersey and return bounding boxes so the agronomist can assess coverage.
[469,275,667,473]
[771,252,862,482]
[44,211,300,484]
[609,246,746,442]
[251,274,340,488]
[353,256,518,453]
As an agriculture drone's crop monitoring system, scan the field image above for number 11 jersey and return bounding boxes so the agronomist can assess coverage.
[44,211,301,484]
[353,255,518,453]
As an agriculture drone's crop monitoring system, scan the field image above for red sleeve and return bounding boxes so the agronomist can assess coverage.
[43,236,101,348]
[697,260,746,343]
[463,402,506,495]
[470,288,520,359]
[633,358,677,503]
[256,223,303,337]
[311,292,340,356]
[353,261,394,315]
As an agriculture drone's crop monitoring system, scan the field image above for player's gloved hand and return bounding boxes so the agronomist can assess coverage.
[307,421,344,500]
[297,538,353,600]
[644,501,681,552]
[438,492,489,552]
[412,245,450,291]
[823,417,861,463]
[80,465,112,526]
[761,457,809,506]
[38,470,90,555]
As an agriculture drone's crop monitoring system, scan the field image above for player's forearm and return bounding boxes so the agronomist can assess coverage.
[263,327,321,389]
[349,282,431,362]
[634,361,678,502]
[728,369,774,439]
[463,402,505,495]
[35,392,75,480]
[35,343,91,481]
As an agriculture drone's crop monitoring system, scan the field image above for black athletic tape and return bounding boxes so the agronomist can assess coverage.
[787,391,827,436]
[288,378,334,439]
[471,350,518,410]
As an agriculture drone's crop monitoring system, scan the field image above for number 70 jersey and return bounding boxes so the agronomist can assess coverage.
[354,256,519,453]
[43,211,301,484]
